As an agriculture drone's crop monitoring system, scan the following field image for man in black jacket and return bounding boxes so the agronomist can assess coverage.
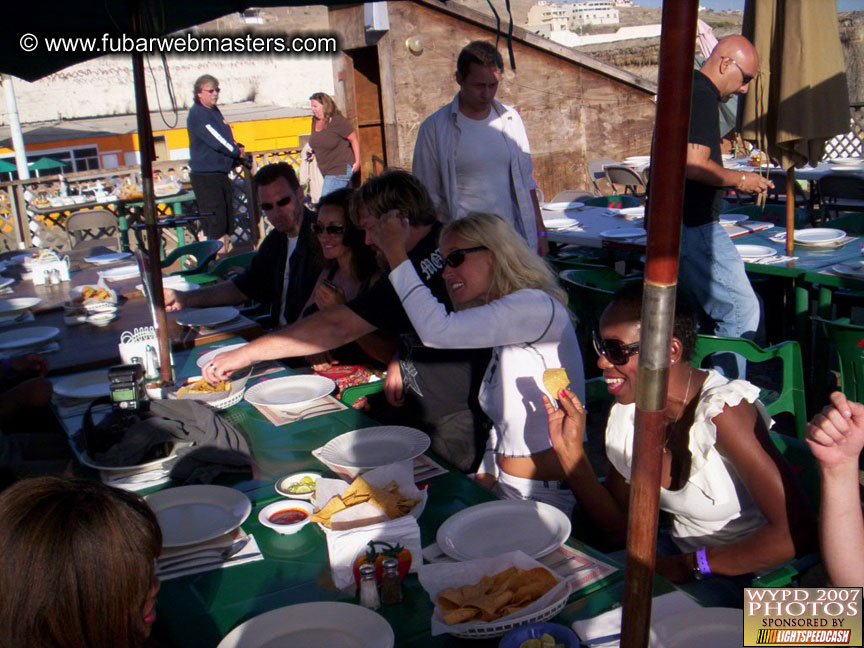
[165,162,321,328]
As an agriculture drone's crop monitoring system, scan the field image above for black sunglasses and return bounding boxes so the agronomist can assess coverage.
[443,246,487,268]
[260,196,293,211]
[312,223,345,236]
[592,330,640,366]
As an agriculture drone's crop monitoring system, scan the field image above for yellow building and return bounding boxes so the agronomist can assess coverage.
[0,102,310,178]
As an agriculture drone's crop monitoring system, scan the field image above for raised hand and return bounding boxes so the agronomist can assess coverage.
[807,391,864,469]
[543,388,587,473]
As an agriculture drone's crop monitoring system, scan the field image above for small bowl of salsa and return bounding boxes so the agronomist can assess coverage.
[258,500,315,535]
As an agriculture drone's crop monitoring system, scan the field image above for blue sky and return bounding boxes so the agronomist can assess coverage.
[634,0,863,10]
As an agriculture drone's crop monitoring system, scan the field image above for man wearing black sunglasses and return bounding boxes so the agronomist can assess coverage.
[680,35,771,379]
[204,170,490,473]
[164,162,321,328]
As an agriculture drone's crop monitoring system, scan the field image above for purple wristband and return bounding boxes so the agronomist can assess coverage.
[696,547,713,578]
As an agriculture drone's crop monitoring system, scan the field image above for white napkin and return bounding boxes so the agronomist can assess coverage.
[571,590,702,647]
[156,533,263,580]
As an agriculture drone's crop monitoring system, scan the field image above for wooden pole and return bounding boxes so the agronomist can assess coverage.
[785,168,795,256]
[130,4,173,384]
[620,1,700,646]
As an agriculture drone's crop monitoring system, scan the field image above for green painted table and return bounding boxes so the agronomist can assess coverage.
[152,340,630,647]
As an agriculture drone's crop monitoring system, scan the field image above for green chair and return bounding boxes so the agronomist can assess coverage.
[559,266,642,378]
[160,240,223,276]
[750,431,821,587]
[722,203,810,227]
[183,251,256,285]
[821,211,864,235]
[811,317,864,403]
[692,335,807,440]
[583,194,640,209]
[338,381,385,408]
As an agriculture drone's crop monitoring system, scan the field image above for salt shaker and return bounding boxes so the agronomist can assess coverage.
[380,558,402,605]
[357,563,380,610]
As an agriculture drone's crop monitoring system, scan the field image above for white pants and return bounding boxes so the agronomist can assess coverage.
[493,469,576,517]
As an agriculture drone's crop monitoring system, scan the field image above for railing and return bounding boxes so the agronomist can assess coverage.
[823,102,864,159]
[0,146,303,254]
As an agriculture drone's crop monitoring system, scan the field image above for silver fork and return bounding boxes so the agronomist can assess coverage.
[285,403,339,422]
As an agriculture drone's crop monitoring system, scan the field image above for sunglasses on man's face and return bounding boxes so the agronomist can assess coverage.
[312,223,345,236]
[592,330,640,366]
[260,196,293,212]
[443,246,487,268]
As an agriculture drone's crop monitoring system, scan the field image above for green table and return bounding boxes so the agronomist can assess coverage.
[150,340,627,647]
[121,191,197,252]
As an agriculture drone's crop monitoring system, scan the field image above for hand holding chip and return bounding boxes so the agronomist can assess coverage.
[543,385,587,474]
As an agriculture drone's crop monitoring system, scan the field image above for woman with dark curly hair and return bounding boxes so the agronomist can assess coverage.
[0,476,162,648]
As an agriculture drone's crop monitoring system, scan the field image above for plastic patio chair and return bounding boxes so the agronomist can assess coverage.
[583,195,641,209]
[818,174,864,221]
[691,335,807,440]
[722,203,810,228]
[65,209,120,251]
[811,317,864,403]
[559,266,642,378]
[160,240,223,276]
[183,251,256,285]
[587,158,617,194]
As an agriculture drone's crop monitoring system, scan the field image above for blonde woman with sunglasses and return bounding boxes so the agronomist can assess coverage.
[545,282,814,606]
[376,211,584,515]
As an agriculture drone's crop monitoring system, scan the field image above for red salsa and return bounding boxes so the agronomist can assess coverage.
[269,508,308,525]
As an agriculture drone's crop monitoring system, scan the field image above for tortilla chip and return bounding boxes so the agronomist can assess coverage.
[309,495,348,526]
[436,566,558,625]
[542,368,570,397]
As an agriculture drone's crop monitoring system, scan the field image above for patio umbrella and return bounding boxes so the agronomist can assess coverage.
[28,156,66,177]
[740,0,850,254]
[0,0,357,382]
[0,159,15,174]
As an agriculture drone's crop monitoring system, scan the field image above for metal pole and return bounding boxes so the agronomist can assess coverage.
[130,3,173,384]
[620,1,700,646]
[2,75,31,181]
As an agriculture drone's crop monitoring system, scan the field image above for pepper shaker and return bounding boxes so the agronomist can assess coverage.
[380,557,402,605]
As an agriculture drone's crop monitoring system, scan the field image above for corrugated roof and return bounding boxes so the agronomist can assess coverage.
[0,101,310,147]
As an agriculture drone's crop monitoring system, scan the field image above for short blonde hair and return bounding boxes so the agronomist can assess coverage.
[442,213,567,305]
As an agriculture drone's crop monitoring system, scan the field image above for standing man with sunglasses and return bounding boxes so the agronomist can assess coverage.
[204,170,491,473]
[412,41,548,255]
[164,162,321,328]
[187,74,246,252]
[679,35,773,379]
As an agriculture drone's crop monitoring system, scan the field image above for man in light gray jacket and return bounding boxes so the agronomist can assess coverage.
[411,41,548,255]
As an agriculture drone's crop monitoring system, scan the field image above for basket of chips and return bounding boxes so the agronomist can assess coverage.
[419,551,572,639]
[168,368,251,410]
[68,284,118,312]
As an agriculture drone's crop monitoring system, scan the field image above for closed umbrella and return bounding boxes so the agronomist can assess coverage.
[740,0,850,254]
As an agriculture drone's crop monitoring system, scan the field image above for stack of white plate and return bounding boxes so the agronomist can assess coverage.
[772,228,847,247]
[829,261,864,280]
[0,326,59,352]
[735,244,777,261]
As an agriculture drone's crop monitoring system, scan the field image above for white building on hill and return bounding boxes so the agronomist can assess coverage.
[526,0,620,35]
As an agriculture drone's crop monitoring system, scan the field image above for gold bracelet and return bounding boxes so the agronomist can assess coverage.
[737,173,747,191]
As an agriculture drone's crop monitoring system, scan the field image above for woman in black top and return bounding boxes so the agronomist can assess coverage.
[308,93,360,198]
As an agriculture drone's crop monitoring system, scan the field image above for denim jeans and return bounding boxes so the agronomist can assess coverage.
[320,164,352,198]
[678,222,761,379]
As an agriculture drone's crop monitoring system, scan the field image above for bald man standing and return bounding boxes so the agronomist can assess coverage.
[679,35,773,379]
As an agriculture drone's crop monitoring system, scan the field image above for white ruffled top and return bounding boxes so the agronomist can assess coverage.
[605,369,771,552]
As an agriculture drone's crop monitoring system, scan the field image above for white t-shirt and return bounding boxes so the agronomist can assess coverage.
[454,111,520,231]
[605,370,770,552]
[278,236,299,326]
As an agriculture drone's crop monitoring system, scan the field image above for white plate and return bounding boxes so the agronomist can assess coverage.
[436,500,571,561]
[829,166,863,172]
[829,157,864,167]
[135,279,200,293]
[793,228,846,244]
[53,369,110,399]
[735,244,777,260]
[196,343,249,369]
[0,276,14,290]
[543,218,581,229]
[0,297,41,315]
[0,326,59,350]
[78,444,179,472]
[100,264,140,280]
[316,426,431,470]
[830,263,864,279]
[176,306,239,328]
[244,375,335,410]
[542,201,584,211]
[84,251,132,265]
[618,206,645,218]
[216,602,394,648]
[649,608,740,648]
[146,485,251,548]
[600,228,646,240]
